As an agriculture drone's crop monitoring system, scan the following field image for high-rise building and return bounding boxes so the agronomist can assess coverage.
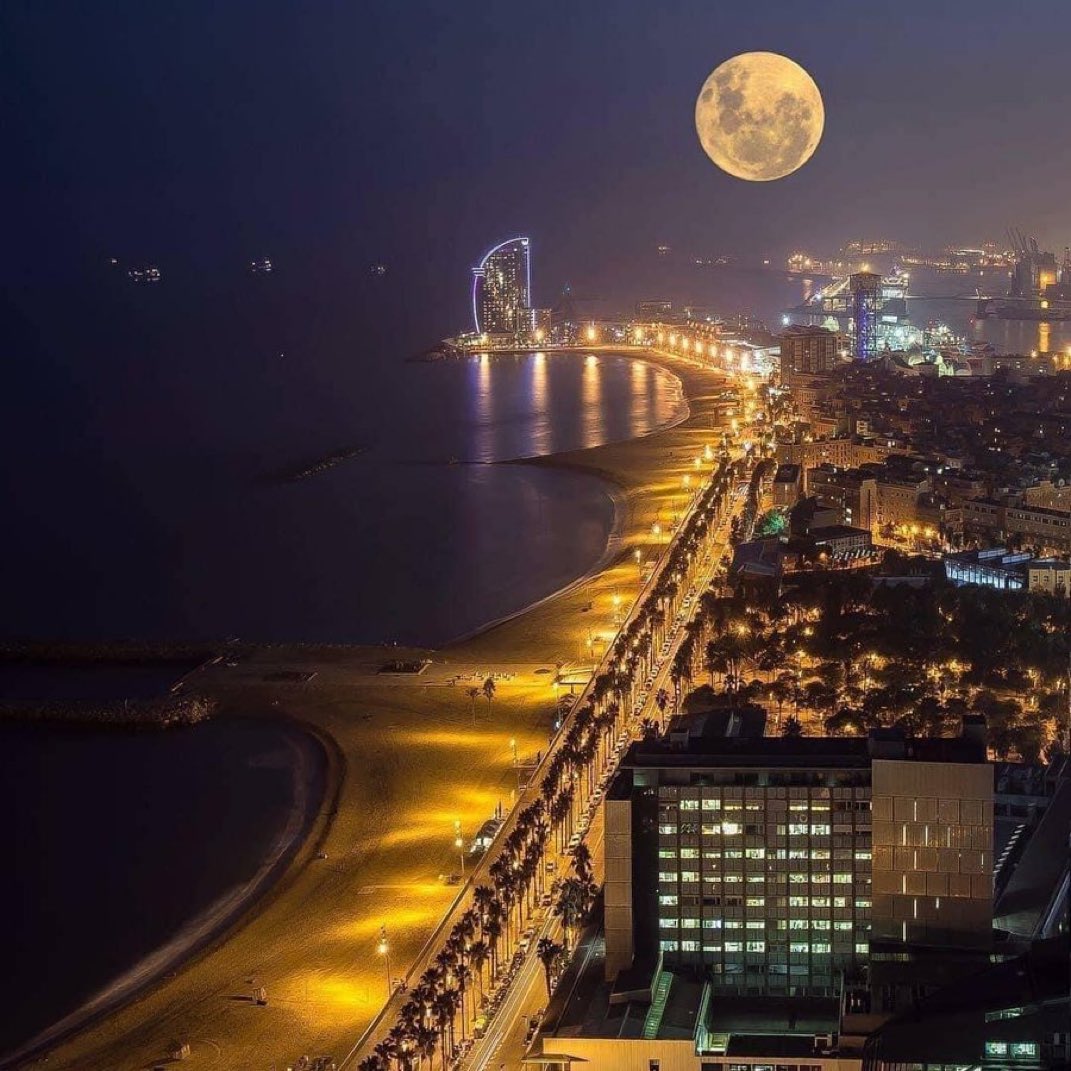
[850,272,882,361]
[471,236,531,335]
[780,324,839,377]
[603,712,992,990]
[779,326,840,421]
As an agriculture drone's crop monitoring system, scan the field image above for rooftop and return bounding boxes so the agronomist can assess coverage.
[616,716,987,772]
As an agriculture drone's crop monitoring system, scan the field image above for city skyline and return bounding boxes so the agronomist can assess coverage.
[4,5,1071,1071]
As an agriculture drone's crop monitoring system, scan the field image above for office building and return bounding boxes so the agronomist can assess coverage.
[471,236,531,334]
[603,713,992,988]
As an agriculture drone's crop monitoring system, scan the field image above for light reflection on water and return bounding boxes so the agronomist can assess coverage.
[458,351,684,464]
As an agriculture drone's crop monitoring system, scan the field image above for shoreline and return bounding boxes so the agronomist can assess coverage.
[0,718,336,1071]
[447,357,691,648]
[0,351,690,669]
[35,346,727,1071]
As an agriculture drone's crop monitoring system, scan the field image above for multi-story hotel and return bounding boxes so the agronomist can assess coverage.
[471,235,531,335]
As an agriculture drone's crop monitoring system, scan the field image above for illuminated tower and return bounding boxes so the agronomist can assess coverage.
[472,237,531,334]
[850,271,882,361]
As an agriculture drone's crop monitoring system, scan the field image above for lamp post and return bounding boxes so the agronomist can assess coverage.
[377,924,392,1000]
[454,819,465,875]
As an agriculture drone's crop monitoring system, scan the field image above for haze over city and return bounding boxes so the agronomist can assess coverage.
[2,4,1070,1071]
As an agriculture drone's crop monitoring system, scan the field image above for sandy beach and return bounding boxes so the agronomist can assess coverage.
[31,348,727,1071]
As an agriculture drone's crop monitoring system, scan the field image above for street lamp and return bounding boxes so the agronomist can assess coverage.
[454,819,465,874]
[377,924,392,999]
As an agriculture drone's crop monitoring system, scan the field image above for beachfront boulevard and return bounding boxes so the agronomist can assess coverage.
[344,364,763,1069]
[453,480,751,1071]
[33,352,763,1071]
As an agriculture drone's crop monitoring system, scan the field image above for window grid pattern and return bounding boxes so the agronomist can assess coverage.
[655,783,872,996]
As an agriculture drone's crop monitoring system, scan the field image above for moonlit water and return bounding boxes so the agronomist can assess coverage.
[0,274,684,647]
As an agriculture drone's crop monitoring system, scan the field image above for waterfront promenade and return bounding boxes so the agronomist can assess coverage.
[31,349,734,1071]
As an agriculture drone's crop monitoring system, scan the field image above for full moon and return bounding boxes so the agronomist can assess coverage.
[695,52,824,182]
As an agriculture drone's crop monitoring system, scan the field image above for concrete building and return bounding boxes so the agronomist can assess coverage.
[1022,480,1071,511]
[809,525,873,559]
[807,465,876,531]
[780,326,841,421]
[772,463,802,508]
[781,325,839,377]
[1026,558,1071,597]
[963,499,1071,552]
[1004,503,1071,552]
[873,474,930,533]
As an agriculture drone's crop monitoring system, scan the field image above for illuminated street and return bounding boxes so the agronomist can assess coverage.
[32,352,755,1071]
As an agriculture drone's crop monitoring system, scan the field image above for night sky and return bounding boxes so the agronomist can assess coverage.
[5,1,1071,306]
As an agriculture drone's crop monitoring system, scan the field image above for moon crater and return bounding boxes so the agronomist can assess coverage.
[695,52,824,182]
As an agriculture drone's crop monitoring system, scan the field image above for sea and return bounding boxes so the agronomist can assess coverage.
[1,257,1061,1059]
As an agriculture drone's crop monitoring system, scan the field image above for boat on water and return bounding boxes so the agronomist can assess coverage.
[128,265,161,284]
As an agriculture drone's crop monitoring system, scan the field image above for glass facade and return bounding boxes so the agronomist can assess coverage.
[472,237,531,334]
[653,780,872,996]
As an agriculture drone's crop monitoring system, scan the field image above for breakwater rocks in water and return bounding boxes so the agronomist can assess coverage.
[0,641,219,666]
[0,693,219,729]
[265,445,368,483]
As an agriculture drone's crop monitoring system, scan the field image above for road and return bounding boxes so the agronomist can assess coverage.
[342,442,749,1068]
[457,480,750,1071]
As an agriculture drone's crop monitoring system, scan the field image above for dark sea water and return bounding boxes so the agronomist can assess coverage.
[1,271,684,647]
[0,717,325,1061]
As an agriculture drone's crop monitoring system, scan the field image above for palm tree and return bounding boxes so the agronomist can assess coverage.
[414,1024,437,1071]
[573,841,593,883]
[466,686,481,725]
[536,936,563,997]
[482,676,496,712]
[554,875,592,952]
[782,714,803,737]
[484,915,503,978]
[654,688,669,729]
[468,938,489,998]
